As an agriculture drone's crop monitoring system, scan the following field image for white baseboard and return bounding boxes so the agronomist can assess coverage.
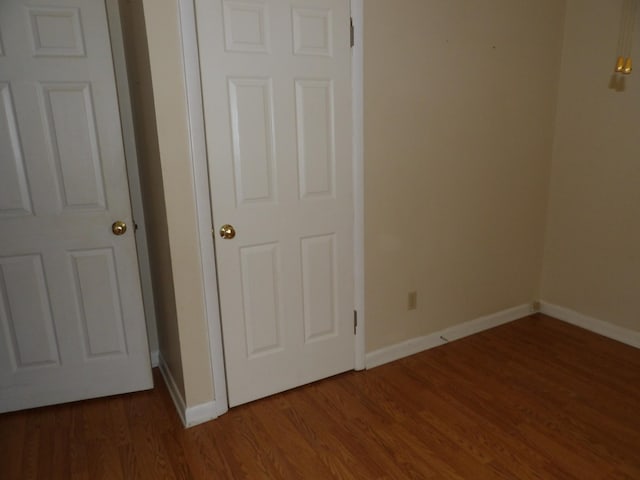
[365,303,532,369]
[158,353,218,428]
[184,401,217,427]
[150,350,159,368]
[540,301,640,349]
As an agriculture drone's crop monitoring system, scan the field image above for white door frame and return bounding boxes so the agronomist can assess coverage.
[351,0,365,371]
[177,0,364,417]
[105,0,159,365]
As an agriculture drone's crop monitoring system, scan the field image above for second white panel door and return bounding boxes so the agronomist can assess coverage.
[197,0,354,406]
[0,0,152,413]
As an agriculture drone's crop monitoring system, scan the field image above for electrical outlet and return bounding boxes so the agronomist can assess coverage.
[531,300,541,313]
[408,291,417,310]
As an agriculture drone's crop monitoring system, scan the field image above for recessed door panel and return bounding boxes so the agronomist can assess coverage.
[0,255,59,369]
[240,243,283,357]
[0,83,32,217]
[222,0,270,53]
[27,6,86,57]
[292,7,332,56]
[295,79,335,199]
[229,77,277,205]
[301,234,338,342]
[40,83,106,211]
[70,249,127,358]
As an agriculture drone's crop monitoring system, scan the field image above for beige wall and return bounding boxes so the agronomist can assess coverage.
[118,0,183,392]
[364,0,565,351]
[134,0,638,412]
[541,0,640,332]
[139,0,215,407]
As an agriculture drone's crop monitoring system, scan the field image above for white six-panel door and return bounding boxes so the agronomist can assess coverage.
[0,0,152,412]
[196,0,354,406]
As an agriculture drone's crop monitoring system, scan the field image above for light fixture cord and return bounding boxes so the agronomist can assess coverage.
[618,0,631,59]
[624,0,639,59]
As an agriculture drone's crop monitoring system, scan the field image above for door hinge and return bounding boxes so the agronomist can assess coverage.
[353,310,358,335]
[350,17,354,47]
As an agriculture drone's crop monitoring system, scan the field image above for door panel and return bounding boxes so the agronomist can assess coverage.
[239,243,283,358]
[300,234,338,342]
[295,79,335,198]
[0,255,59,369]
[69,248,127,358]
[228,77,277,205]
[41,83,107,210]
[27,6,86,57]
[197,0,353,407]
[0,0,152,413]
[0,83,33,216]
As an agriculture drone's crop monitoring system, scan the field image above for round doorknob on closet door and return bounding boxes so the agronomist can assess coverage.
[112,221,127,236]
[219,224,236,239]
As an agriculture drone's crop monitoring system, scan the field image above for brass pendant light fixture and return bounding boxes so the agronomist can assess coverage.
[615,0,639,75]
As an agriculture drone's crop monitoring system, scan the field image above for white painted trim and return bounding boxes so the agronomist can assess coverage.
[185,400,218,428]
[159,353,218,427]
[366,331,444,370]
[351,0,365,371]
[366,304,532,369]
[540,301,640,349]
[177,0,229,417]
[104,0,159,357]
[158,353,187,426]
[150,350,159,368]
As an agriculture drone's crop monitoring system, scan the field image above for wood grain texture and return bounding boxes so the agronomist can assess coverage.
[1,314,639,479]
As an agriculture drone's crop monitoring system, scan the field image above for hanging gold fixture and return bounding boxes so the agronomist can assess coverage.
[615,0,638,75]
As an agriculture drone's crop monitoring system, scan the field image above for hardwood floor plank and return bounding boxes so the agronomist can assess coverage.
[86,440,125,480]
[248,395,337,478]
[160,431,196,480]
[68,404,89,480]
[118,444,142,480]
[19,412,40,479]
[331,374,468,478]
[1,314,639,479]
[285,388,387,479]
[39,426,71,480]
[128,422,177,479]
[0,411,26,480]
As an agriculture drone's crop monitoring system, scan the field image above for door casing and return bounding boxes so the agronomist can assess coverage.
[176,0,364,417]
[107,0,158,365]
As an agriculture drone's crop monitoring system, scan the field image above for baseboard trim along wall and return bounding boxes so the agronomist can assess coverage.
[540,301,640,350]
[158,354,218,428]
[150,350,159,368]
[365,303,532,369]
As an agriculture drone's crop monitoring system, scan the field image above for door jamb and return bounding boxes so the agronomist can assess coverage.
[105,0,159,364]
[178,0,229,417]
[351,0,365,370]
[178,0,365,414]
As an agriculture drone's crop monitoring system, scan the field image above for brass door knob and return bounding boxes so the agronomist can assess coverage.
[219,224,236,239]
[112,221,127,236]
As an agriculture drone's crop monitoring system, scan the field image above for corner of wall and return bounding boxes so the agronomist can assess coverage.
[158,353,218,428]
[538,0,570,302]
[141,0,216,412]
[540,302,640,349]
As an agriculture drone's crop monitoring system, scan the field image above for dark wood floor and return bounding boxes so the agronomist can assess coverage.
[1,314,639,479]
